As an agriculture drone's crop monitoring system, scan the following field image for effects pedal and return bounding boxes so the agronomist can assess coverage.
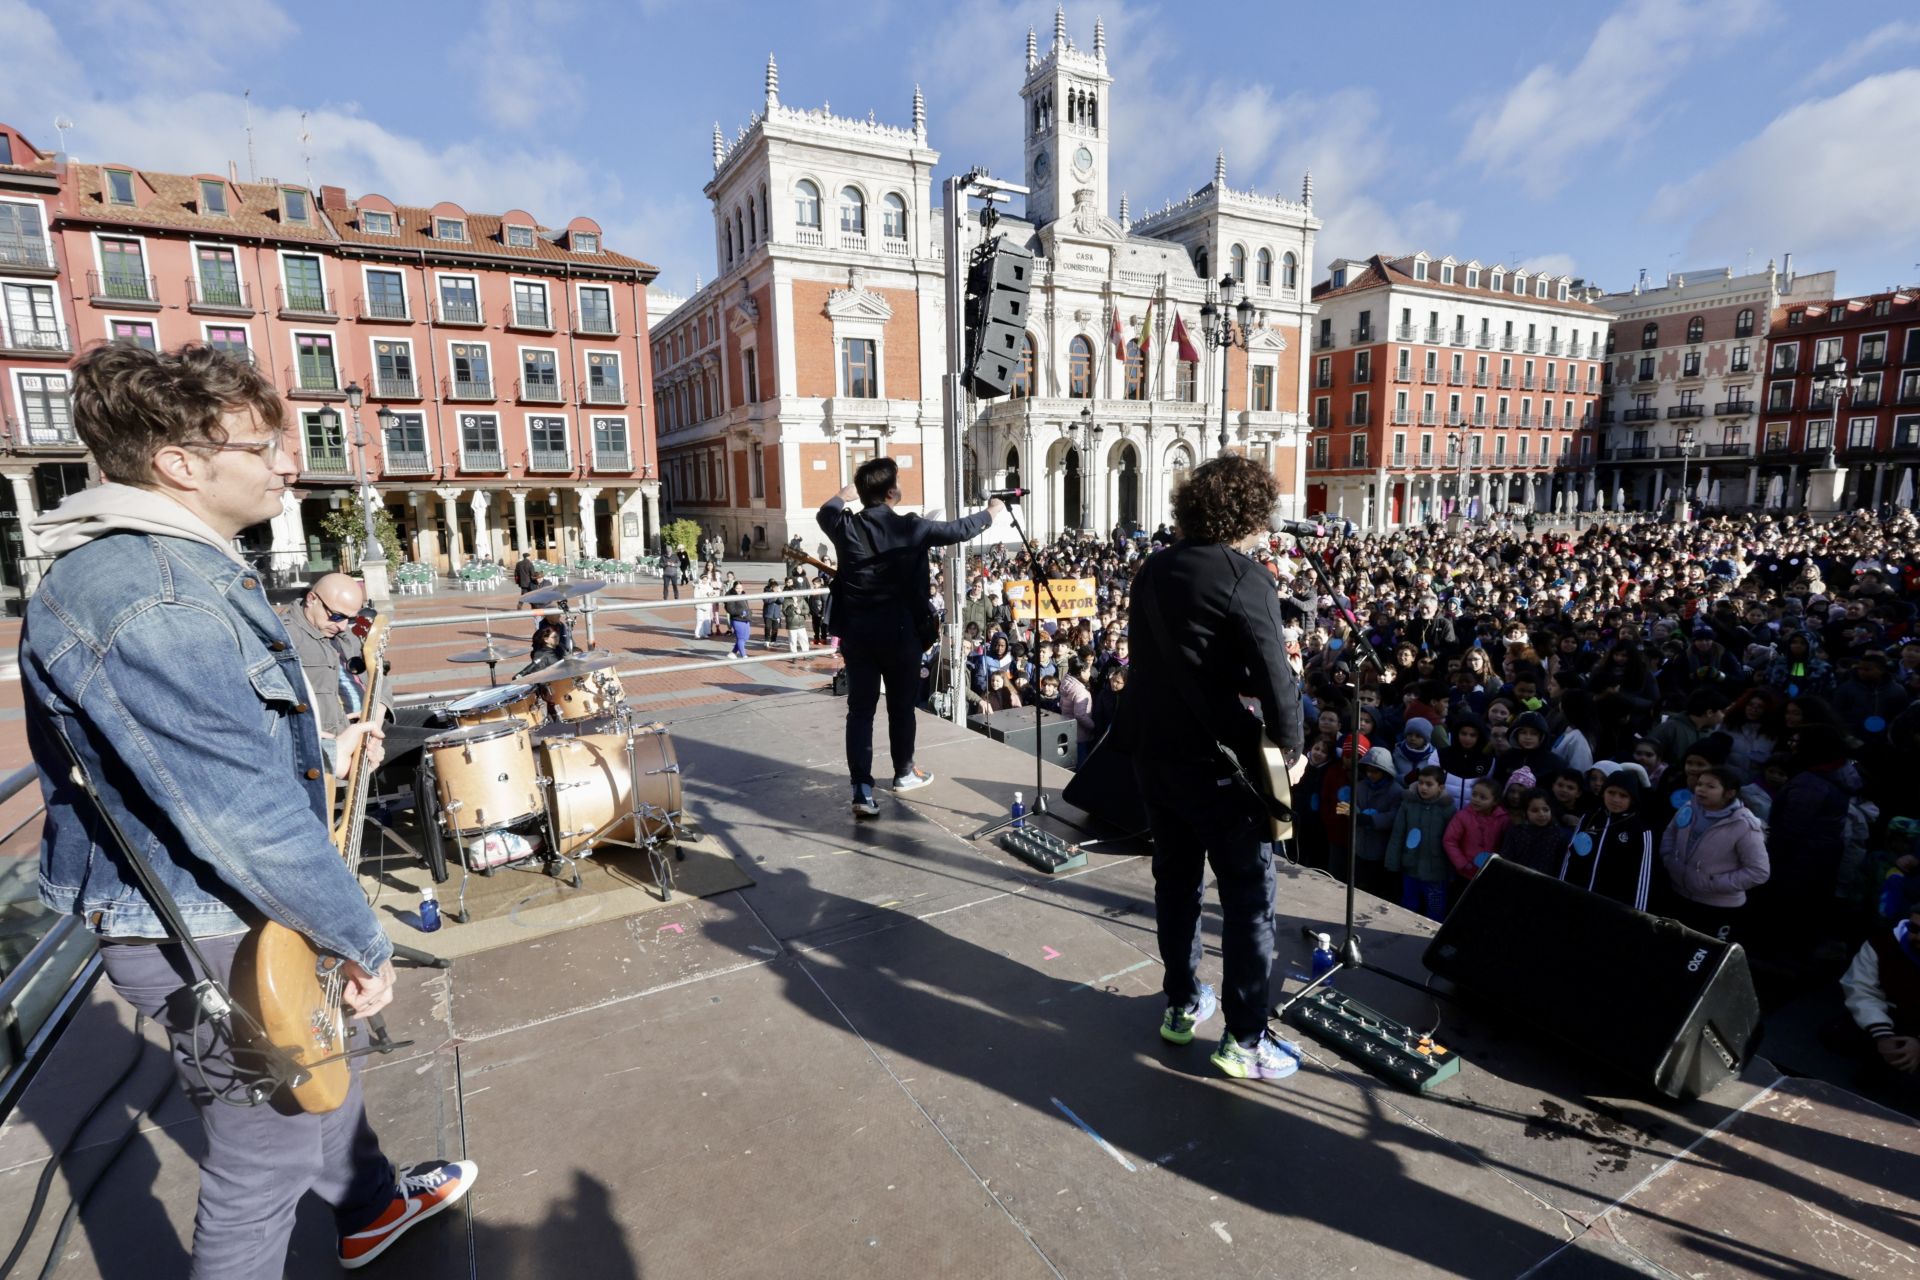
[1284,988,1462,1093]
[995,826,1087,874]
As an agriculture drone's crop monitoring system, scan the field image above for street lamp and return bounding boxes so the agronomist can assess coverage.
[1813,355,1856,473]
[1446,430,1471,531]
[1198,274,1257,458]
[337,382,385,580]
[1076,405,1103,531]
[1674,423,1697,523]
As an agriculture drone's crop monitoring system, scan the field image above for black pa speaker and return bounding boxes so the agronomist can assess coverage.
[1423,858,1761,1101]
[1060,732,1149,833]
[973,708,1076,765]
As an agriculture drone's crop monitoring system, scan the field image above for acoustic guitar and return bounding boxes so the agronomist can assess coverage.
[233,616,390,1113]
[780,545,835,578]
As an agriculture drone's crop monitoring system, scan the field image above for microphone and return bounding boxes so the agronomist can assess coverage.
[982,488,1029,501]
[1274,518,1331,538]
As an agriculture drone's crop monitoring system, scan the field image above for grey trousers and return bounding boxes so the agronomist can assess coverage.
[100,934,396,1279]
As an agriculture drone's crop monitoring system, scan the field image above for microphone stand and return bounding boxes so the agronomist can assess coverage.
[969,505,1068,842]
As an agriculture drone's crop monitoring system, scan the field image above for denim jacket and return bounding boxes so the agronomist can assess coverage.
[23,531,392,972]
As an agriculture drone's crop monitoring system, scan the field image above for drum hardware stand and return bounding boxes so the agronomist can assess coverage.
[480,615,501,686]
[968,505,1067,843]
[623,730,683,902]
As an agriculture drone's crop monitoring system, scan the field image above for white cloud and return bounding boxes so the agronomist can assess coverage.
[1462,0,1773,197]
[1518,253,1578,278]
[451,0,584,131]
[1802,19,1920,88]
[1650,70,1920,274]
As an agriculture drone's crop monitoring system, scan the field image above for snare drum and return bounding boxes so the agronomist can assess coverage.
[540,725,681,855]
[442,682,544,731]
[426,722,542,836]
[544,664,626,724]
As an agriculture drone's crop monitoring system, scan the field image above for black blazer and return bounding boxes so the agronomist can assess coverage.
[816,496,990,636]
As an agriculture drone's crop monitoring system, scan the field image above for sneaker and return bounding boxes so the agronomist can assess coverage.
[339,1159,479,1270]
[1158,983,1219,1046]
[1209,1030,1303,1082]
[892,765,935,792]
[851,786,880,818]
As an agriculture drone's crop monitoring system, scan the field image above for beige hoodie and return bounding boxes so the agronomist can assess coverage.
[30,483,250,566]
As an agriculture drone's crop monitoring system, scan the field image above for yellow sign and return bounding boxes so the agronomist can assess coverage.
[1003,577,1099,621]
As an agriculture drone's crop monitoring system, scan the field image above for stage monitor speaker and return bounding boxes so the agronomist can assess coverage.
[1060,732,1149,833]
[1423,858,1761,1101]
[977,707,1076,766]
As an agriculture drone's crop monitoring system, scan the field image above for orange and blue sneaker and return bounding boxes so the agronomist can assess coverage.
[339,1159,479,1270]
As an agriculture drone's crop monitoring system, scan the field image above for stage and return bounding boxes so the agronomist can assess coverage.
[2,686,1916,1278]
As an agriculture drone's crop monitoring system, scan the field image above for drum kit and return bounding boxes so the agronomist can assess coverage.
[417,636,684,924]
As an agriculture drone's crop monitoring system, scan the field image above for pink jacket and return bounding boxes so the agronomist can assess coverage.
[1444,806,1511,879]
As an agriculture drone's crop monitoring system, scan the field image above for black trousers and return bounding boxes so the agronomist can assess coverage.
[839,615,922,789]
[1138,757,1276,1042]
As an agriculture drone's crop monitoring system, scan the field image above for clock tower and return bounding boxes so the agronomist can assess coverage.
[1020,9,1112,229]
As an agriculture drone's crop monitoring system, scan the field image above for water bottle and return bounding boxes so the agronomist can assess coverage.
[1011,791,1026,830]
[1311,932,1336,980]
[418,883,443,932]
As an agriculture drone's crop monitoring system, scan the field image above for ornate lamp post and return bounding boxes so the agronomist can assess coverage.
[1077,405,1103,531]
[1198,274,1257,458]
[329,381,389,599]
[1674,422,1697,523]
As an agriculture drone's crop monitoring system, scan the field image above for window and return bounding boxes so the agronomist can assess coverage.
[1536,278,1548,298]
[1069,336,1094,397]
[1637,356,1655,381]
[1313,437,1329,468]
[1176,358,1198,403]
[882,193,907,241]
[1731,344,1751,372]
[506,224,535,248]
[1860,333,1888,366]
[1771,344,1798,373]
[1490,270,1504,292]
[1252,365,1275,412]
[110,319,156,350]
[1786,310,1803,326]
[460,413,502,460]
[384,411,426,462]
[0,201,47,268]
[435,217,466,241]
[1733,308,1754,338]
[106,169,135,205]
[1412,258,1427,281]
[1281,252,1297,289]
[1848,417,1877,449]
[1641,322,1659,349]
[1685,316,1704,343]
[365,268,407,319]
[18,371,72,442]
[450,342,491,395]
[2,282,57,349]
[1813,336,1842,368]
[593,416,629,461]
[199,180,227,216]
[528,415,568,463]
[1256,248,1272,286]
[1441,262,1455,285]
[303,409,345,467]
[1350,435,1368,467]
[841,337,877,398]
[1314,397,1331,428]
[521,350,561,403]
[438,275,479,324]
[743,347,760,401]
[1008,332,1035,398]
[361,210,394,236]
[204,325,248,357]
[1392,433,1407,465]
[587,352,622,401]
[838,187,866,237]
[195,245,241,306]
[0,136,10,165]
[574,231,599,255]
[1466,268,1480,288]
[373,340,415,395]
[749,442,765,499]
[295,333,336,389]
[576,285,613,334]
[1807,419,1833,450]
[1420,434,1433,465]
[1906,330,1920,363]
[282,254,326,311]
[1230,244,1247,282]
[1768,381,1794,411]
[513,281,550,328]
[99,237,147,298]
[282,188,309,223]
[1124,340,1146,400]
[795,180,821,229]
[1682,352,1702,378]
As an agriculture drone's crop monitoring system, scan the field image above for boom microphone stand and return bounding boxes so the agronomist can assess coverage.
[969,505,1068,842]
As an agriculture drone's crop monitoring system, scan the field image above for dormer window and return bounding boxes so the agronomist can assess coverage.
[1440,264,1454,284]
[1330,266,1346,288]
[1466,268,1479,288]
[0,136,12,165]
[282,188,310,223]
[361,210,394,236]
[1536,278,1548,298]
[106,169,135,205]
[1557,282,1569,301]
[506,224,535,248]
[436,217,466,242]
[199,180,228,216]
[573,231,599,255]
[1413,259,1428,281]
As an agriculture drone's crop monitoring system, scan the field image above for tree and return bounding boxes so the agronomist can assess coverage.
[663,518,701,563]
[318,495,405,569]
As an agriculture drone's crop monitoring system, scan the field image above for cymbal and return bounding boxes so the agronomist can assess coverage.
[519,651,621,683]
[448,646,515,664]
[520,580,607,607]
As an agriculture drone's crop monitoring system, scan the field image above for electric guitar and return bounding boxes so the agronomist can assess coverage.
[233,616,390,1114]
[779,545,836,578]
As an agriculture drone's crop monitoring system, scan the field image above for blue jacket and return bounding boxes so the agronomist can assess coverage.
[23,523,392,972]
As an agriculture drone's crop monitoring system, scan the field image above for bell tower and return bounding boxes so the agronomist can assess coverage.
[1019,9,1112,228]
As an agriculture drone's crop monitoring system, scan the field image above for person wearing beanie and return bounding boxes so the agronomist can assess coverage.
[1387,765,1457,921]
[1350,745,1406,900]
[1444,777,1510,885]
[1393,715,1440,782]
[1563,769,1656,912]
[1659,764,1769,942]
[1495,710,1567,788]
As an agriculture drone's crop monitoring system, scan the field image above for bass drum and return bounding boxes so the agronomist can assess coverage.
[540,725,681,856]
[426,722,542,837]
[443,682,545,731]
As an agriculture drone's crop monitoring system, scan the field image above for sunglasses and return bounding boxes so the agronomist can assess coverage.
[310,596,354,623]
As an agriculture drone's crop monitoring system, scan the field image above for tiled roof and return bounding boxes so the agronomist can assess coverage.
[334,203,655,277]
[60,163,339,244]
[1313,252,1609,316]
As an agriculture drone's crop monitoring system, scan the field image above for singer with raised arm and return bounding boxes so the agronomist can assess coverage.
[818,457,1003,817]
[1112,453,1307,1083]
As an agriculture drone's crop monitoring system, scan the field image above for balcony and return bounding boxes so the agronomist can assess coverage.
[371,374,420,400]
[527,448,572,471]
[1469,412,1488,427]
[1763,438,1793,455]
[1390,408,1411,425]
[1351,367,1374,384]
[1767,398,1795,414]
[1314,333,1336,350]
[383,449,433,476]
[285,363,343,400]
[0,236,56,274]
[1622,407,1660,424]
[1391,455,1408,469]
[882,236,910,256]
[1311,415,1332,430]
[505,303,555,332]
[1394,323,1416,341]
[1596,410,1616,425]
[573,310,618,337]
[433,298,485,327]
[1523,339,1541,354]
[303,450,350,476]
[1517,414,1535,429]
[1312,374,1333,389]
[1546,340,1564,356]
[445,376,495,401]
[581,379,627,406]
[794,226,824,247]
[839,234,869,253]
[1391,368,1412,383]
[1495,413,1513,428]
[1476,334,1494,349]
[516,378,564,404]
[1472,372,1489,387]
[89,270,159,308]
[1420,369,1441,384]
[1449,330,1468,347]
[1418,410,1439,426]
[1667,403,1704,420]
[188,277,253,316]
[1422,326,1443,343]
[1448,371,1466,386]
[1347,410,1371,426]
[1715,399,1755,416]
[459,449,507,472]
[357,295,411,322]
[1704,442,1748,458]
[1542,375,1559,392]
[1606,445,1655,461]
[1847,391,1881,409]
[1520,376,1537,391]
[1446,410,1466,426]
[277,285,336,322]
[592,449,633,472]
[1497,374,1514,389]
[1500,336,1518,352]
[1348,328,1374,345]
[1676,365,1705,383]
[0,327,70,357]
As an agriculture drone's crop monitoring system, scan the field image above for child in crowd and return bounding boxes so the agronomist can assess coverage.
[1630,738,1668,789]
[1501,765,1538,815]
[1318,733,1371,871]
[1439,714,1495,811]
[1350,746,1406,901]
[1291,736,1335,872]
[1444,778,1510,885]
[761,579,783,648]
[1659,764,1770,942]
[1501,788,1572,877]
[782,581,811,656]
[1564,770,1656,912]
[1548,767,1592,830]
[1387,765,1456,921]
[1393,716,1440,783]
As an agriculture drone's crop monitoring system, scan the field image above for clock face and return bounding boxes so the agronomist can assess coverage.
[1034,151,1050,183]
[1074,146,1094,175]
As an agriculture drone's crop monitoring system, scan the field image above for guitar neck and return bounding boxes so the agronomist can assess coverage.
[782,547,834,577]
[333,619,390,865]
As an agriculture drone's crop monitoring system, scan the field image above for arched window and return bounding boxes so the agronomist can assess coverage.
[1686,315,1705,343]
[746,196,757,244]
[794,180,820,229]
[1011,332,1035,398]
[838,186,866,236]
[1641,322,1659,350]
[1124,339,1145,400]
[882,193,907,241]
[1167,444,1192,475]
[1230,243,1247,283]
[1005,446,1021,492]
[1256,248,1273,287]
[1194,246,1209,279]
[734,208,745,256]
[1282,251,1298,290]
[1735,308,1754,337]
[1069,336,1094,398]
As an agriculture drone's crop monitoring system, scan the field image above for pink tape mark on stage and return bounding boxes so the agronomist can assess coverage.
[1041,946,1061,960]
[658,923,685,935]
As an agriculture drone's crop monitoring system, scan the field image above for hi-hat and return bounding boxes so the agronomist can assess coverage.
[448,646,514,664]
[519,651,621,683]
[520,580,607,608]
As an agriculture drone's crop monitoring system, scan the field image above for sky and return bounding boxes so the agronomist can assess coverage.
[5,0,1920,301]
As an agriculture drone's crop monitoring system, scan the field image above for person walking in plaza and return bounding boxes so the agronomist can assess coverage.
[724,582,752,660]
[817,457,1000,817]
[661,548,682,599]
[19,343,475,1276]
[783,580,812,657]
[1115,453,1306,1083]
[513,549,538,596]
[762,578,783,648]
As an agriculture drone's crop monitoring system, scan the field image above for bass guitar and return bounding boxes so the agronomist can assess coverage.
[233,615,391,1113]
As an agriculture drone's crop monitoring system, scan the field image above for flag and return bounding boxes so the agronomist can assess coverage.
[1110,308,1126,359]
[1135,302,1153,360]
[1172,313,1200,363]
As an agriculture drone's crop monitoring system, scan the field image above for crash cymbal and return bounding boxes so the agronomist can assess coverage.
[519,650,621,683]
[448,646,515,664]
[519,580,607,607]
